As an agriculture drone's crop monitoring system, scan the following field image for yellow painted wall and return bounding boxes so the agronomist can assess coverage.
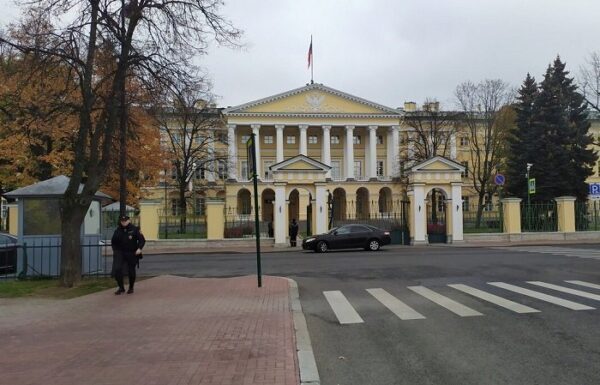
[555,197,576,232]
[139,201,161,241]
[206,200,226,239]
[501,198,522,234]
[8,204,18,236]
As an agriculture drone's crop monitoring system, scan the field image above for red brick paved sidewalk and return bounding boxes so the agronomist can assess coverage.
[0,275,300,385]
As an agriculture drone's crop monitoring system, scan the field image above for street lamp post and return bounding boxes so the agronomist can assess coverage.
[526,163,533,230]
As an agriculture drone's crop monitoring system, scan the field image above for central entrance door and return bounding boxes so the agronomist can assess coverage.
[426,188,447,243]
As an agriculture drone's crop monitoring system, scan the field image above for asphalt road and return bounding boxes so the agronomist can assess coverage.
[137,244,600,385]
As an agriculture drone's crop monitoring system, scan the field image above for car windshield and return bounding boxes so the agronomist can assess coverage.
[327,227,338,234]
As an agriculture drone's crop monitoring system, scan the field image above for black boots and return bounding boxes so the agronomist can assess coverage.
[127,287,134,294]
[115,288,125,295]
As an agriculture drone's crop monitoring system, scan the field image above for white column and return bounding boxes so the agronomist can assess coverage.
[450,133,457,160]
[274,183,287,244]
[411,184,426,244]
[368,125,377,179]
[345,125,355,180]
[451,182,464,242]
[299,124,308,156]
[227,124,237,180]
[390,125,400,177]
[251,124,261,179]
[315,183,328,234]
[207,129,216,182]
[322,125,332,179]
[275,124,284,163]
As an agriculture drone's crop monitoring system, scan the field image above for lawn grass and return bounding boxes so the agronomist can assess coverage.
[0,277,117,299]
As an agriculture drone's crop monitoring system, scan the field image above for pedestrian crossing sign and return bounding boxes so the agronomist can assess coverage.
[528,178,536,194]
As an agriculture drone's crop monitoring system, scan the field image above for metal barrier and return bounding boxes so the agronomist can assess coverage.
[158,210,207,239]
[463,202,503,233]
[575,200,600,231]
[0,238,112,279]
[521,201,558,232]
[101,211,139,240]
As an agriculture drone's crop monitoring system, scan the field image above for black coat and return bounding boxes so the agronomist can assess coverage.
[111,223,146,254]
[289,222,299,237]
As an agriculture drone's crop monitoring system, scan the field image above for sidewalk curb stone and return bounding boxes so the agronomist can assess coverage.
[287,278,321,385]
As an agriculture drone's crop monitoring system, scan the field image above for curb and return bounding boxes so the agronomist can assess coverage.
[287,278,320,385]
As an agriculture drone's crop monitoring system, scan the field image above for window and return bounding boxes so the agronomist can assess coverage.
[336,226,351,235]
[484,195,493,211]
[171,199,180,216]
[195,167,205,180]
[350,225,369,233]
[263,160,274,179]
[460,136,469,147]
[173,133,182,145]
[23,199,61,235]
[331,135,340,144]
[331,160,341,180]
[461,161,469,177]
[353,135,361,145]
[308,136,318,144]
[195,135,206,144]
[240,160,248,180]
[377,160,384,177]
[217,132,227,143]
[462,196,470,211]
[195,198,205,216]
[377,135,384,145]
[264,135,273,144]
[241,134,250,143]
[217,162,227,180]
[287,136,296,144]
[354,160,362,178]
[437,196,446,212]
[171,166,177,180]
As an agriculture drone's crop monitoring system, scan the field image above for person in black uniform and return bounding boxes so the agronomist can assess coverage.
[111,215,145,295]
[289,218,299,247]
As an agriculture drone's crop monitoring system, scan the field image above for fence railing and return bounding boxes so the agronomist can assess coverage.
[575,200,600,231]
[102,211,139,240]
[158,210,207,239]
[0,239,112,280]
[463,202,503,233]
[521,201,557,232]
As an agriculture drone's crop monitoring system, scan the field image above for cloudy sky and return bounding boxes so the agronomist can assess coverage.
[2,0,599,109]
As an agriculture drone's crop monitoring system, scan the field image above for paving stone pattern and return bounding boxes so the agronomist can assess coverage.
[0,275,299,385]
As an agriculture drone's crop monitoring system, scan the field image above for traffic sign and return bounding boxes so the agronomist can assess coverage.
[494,174,505,186]
[528,178,536,194]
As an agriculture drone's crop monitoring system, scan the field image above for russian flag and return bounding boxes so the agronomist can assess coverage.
[307,36,313,69]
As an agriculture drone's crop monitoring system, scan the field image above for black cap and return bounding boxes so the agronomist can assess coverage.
[119,215,130,221]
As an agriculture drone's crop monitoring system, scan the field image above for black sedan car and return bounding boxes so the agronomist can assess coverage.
[0,233,18,275]
[302,224,391,253]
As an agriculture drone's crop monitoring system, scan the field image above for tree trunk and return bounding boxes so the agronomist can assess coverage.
[475,192,485,228]
[179,184,187,234]
[59,199,89,287]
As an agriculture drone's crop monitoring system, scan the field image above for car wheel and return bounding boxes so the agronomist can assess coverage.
[368,239,380,251]
[316,241,328,253]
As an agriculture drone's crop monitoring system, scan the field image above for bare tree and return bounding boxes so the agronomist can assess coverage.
[0,0,241,286]
[151,84,227,233]
[455,79,514,227]
[579,52,600,146]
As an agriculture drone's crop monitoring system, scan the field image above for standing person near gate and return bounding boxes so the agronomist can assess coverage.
[111,215,145,295]
[289,218,299,247]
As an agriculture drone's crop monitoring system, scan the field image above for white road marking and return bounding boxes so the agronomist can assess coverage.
[492,246,600,260]
[527,281,600,302]
[407,286,483,317]
[366,288,426,320]
[323,290,364,324]
[565,280,600,290]
[448,284,540,314]
[487,282,595,311]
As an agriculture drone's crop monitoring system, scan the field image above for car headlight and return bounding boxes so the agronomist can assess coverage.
[304,238,316,243]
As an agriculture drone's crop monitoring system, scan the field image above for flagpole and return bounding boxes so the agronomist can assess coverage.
[310,35,314,84]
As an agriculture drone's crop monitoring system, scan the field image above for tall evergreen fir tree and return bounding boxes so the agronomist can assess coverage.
[505,73,538,198]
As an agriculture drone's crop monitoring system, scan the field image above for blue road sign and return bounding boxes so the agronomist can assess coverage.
[494,174,505,186]
[590,183,600,196]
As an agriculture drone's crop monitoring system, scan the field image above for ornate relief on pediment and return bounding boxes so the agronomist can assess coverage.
[280,92,345,113]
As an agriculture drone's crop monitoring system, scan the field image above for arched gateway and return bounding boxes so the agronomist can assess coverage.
[406,156,465,244]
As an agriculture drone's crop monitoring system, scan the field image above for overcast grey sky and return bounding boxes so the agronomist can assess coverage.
[2,0,599,109]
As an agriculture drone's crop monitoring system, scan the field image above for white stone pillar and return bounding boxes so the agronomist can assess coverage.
[299,124,308,156]
[451,182,464,242]
[251,124,261,179]
[390,125,400,177]
[315,183,328,234]
[207,129,216,182]
[227,124,237,180]
[275,124,284,163]
[322,125,332,179]
[407,130,414,161]
[450,133,457,160]
[368,125,377,179]
[345,125,355,180]
[274,183,287,244]
[410,184,426,244]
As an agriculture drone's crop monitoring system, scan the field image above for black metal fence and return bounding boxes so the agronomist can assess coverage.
[521,201,558,232]
[101,211,139,240]
[0,239,111,280]
[158,209,207,239]
[463,202,503,233]
[223,206,265,238]
[575,200,600,231]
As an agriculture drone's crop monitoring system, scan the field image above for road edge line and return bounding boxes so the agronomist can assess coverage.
[287,278,320,385]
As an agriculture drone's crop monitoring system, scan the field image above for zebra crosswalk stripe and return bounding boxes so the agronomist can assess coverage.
[448,284,540,314]
[323,290,364,324]
[487,282,595,311]
[565,280,600,290]
[407,286,483,317]
[366,288,426,320]
[527,281,600,302]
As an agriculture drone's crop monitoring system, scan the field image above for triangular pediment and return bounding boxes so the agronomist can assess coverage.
[270,155,331,172]
[225,83,400,115]
[410,156,465,173]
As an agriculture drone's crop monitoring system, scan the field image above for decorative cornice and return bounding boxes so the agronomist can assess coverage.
[226,112,402,119]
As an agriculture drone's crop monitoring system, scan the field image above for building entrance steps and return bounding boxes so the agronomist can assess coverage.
[0,275,304,385]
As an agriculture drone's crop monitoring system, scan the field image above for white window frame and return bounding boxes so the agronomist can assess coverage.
[308,135,318,144]
[287,136,296,144]
[263,160,274,180]
[331,135,340,144]
[354,160,362,179]
[264,135,273,144]
[353,135,361,145]
[377,135,384,145]
[331,160,341,180]
[240,160,248,180]
[376,160,384,177]
[241,134,250,144]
